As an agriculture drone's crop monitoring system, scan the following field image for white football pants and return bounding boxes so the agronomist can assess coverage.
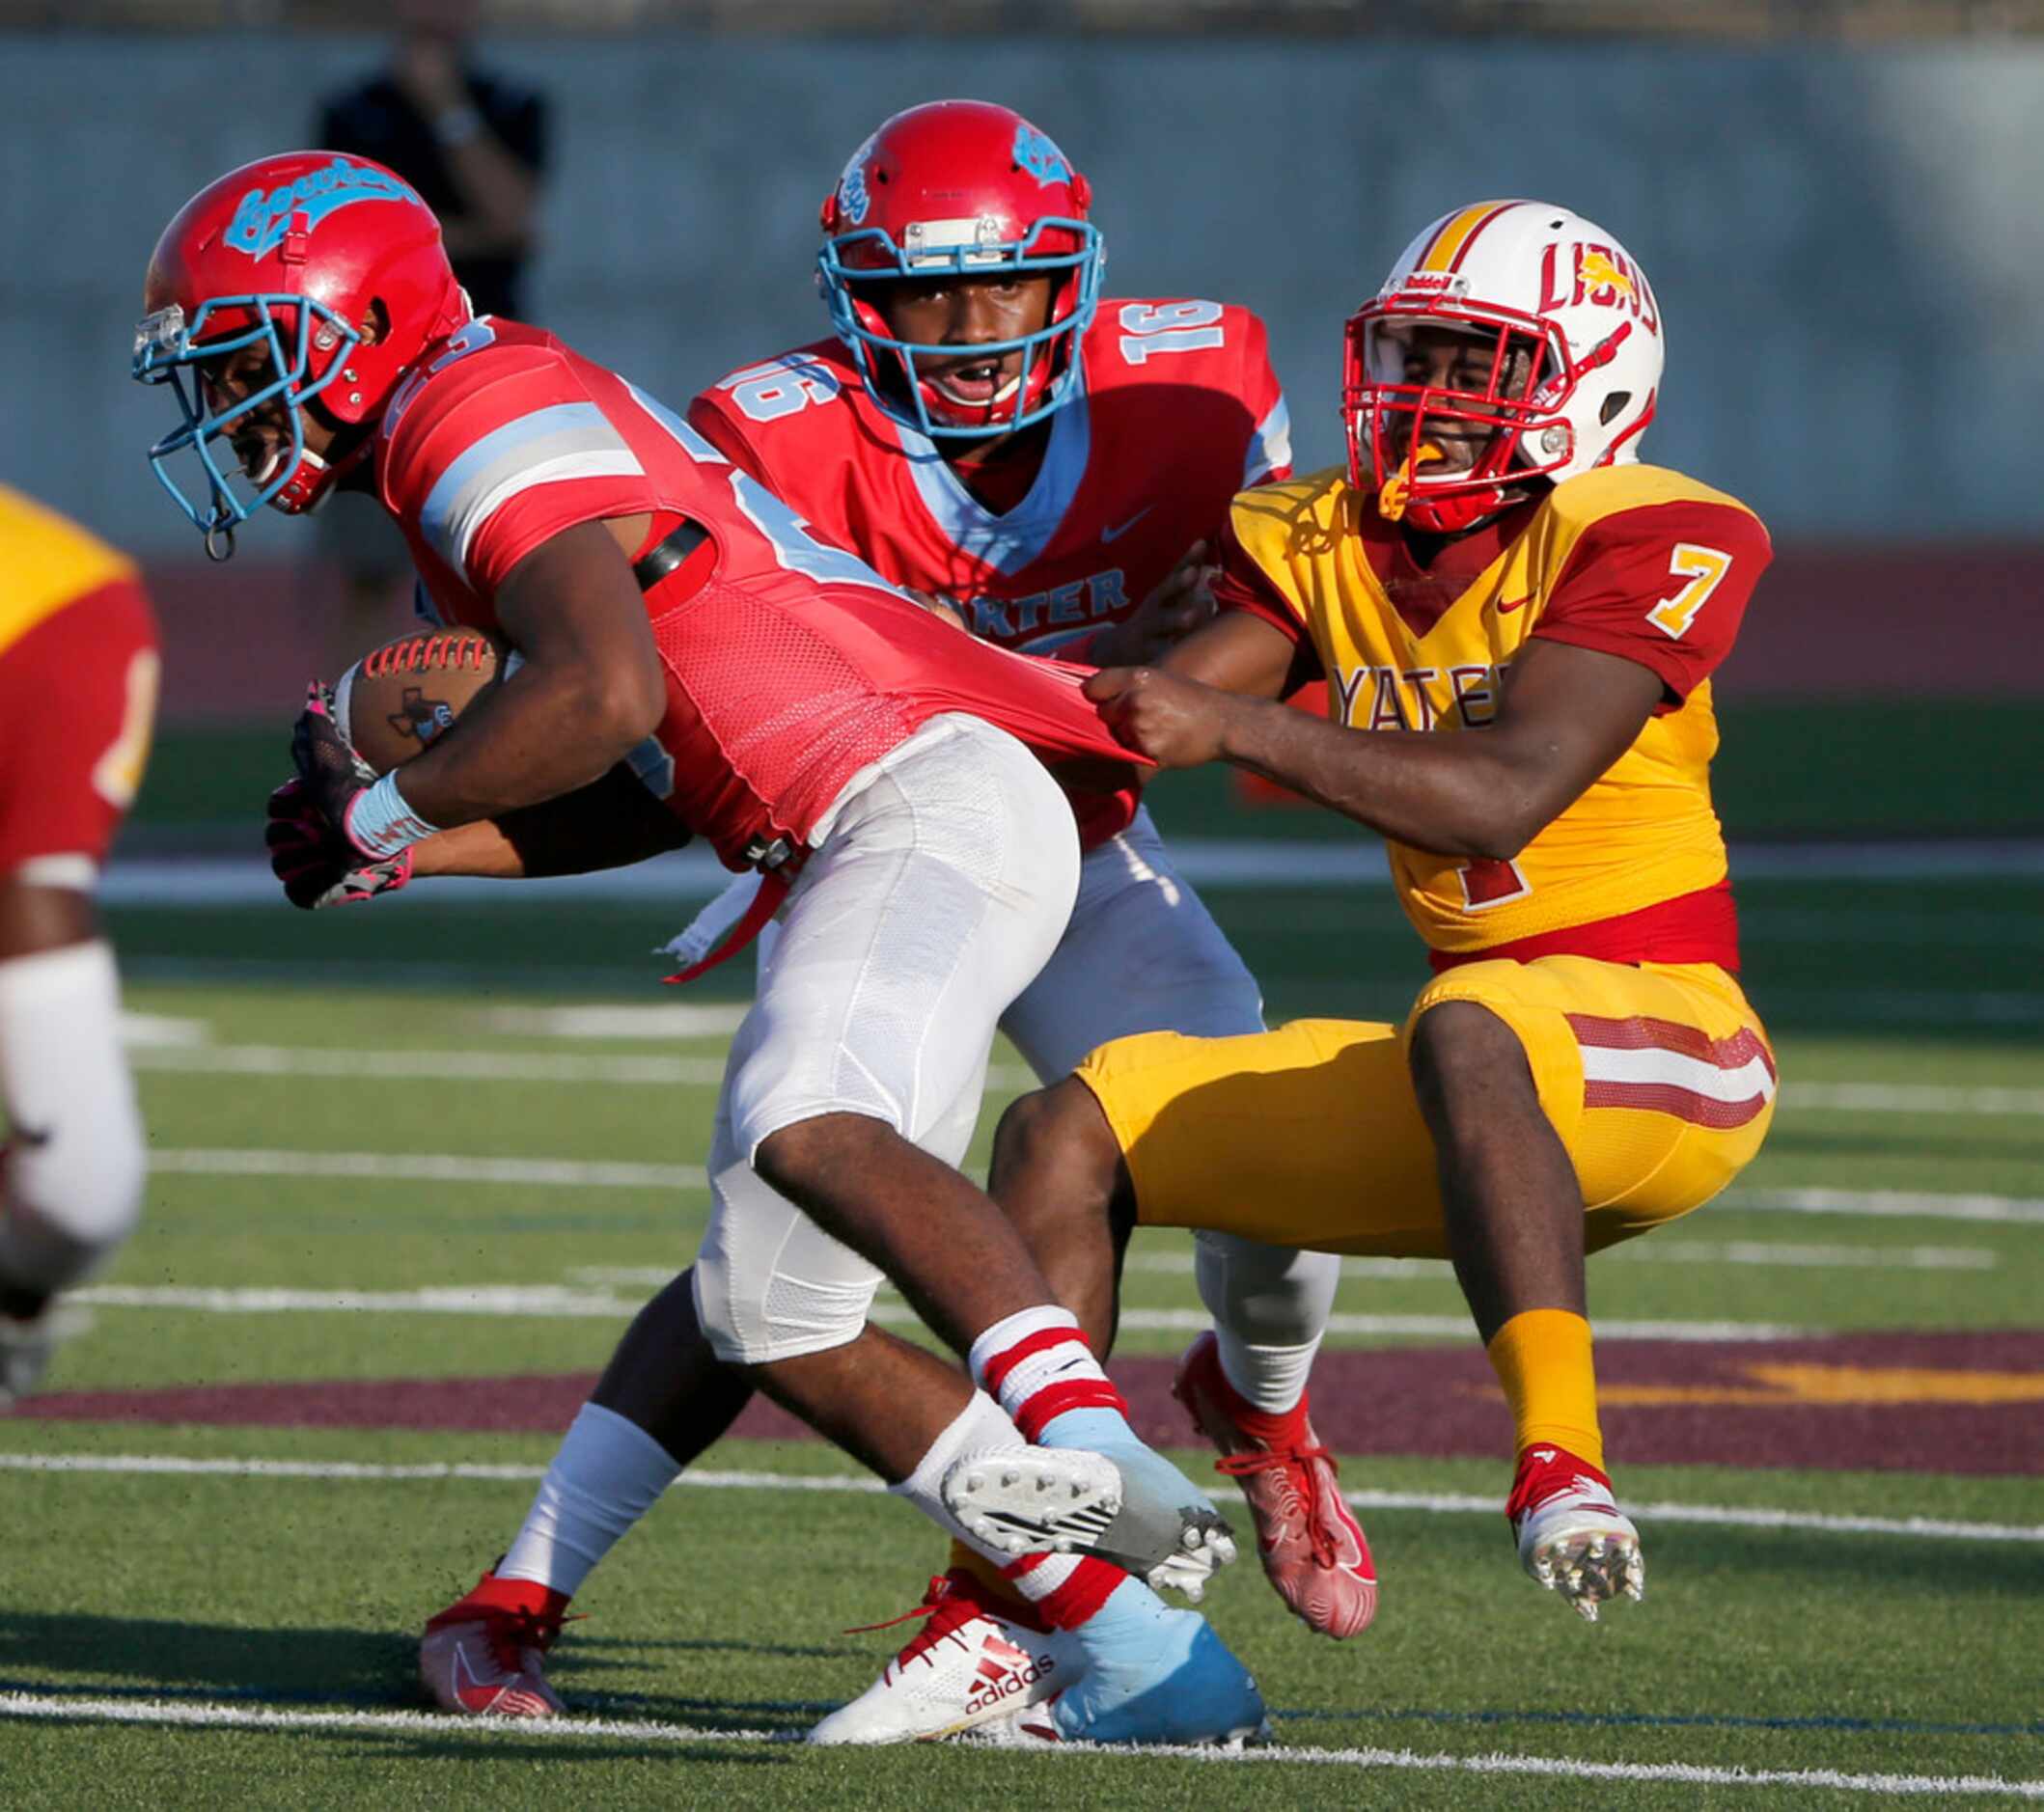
[692,714,1079,1365]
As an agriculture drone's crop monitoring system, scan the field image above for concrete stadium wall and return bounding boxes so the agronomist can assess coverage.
[10,32,2043,550]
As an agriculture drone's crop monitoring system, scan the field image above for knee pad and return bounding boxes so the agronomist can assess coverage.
[691,1153,882,1366]
[0,941,145,1292]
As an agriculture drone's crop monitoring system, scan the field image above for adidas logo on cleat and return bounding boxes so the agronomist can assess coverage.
[964,1635,1056,1714]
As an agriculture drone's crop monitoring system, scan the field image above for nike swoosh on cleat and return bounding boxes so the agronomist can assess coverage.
[1100,508,1152,544]
[8,1125,52,1149]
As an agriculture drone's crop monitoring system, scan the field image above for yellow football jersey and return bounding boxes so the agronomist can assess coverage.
[1226,463,1770,957]
[0,483,137,662]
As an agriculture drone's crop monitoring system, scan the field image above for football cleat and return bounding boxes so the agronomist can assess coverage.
[1174,1331,1378,1638]
[419,1570,571,1716]
[998,1578,1269,1747]
[1506,1444,1645,1622]
[809,1570,1079,1745]
[940,1444,1236,1601]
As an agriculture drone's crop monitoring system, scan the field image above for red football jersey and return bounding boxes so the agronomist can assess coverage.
[373,319,1146,868]
[686,300,1291,658]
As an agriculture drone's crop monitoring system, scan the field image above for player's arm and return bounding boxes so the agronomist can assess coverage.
[1090,501,1767,861]
[410,763,690,879]
[296,516,669,865]
[384,520,667,824]
[1091,640,1660,860]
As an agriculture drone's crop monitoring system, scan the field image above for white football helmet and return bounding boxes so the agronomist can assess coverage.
[1344,200,1664,534]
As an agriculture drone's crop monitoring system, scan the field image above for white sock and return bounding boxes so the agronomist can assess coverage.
[890,1386,1127,1632]
[1195,1233,1340,1414]
[497,1403,680,1597]
[888,1387,1025,1567]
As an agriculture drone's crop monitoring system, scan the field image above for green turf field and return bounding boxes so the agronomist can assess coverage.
[5,709,2043,1804]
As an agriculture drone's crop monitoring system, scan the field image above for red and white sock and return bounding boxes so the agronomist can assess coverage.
[968,1305,1128,1444]
[1000,1550,1123,1629]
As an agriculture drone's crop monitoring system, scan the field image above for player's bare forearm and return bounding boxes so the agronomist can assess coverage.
[1091,639,1663,861]
[391,523,669,830]
[411,766,688,879]
[373,661,651,828]
[1215,692,1543,858]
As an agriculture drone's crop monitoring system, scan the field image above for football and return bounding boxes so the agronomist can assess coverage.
[334,627,509,775]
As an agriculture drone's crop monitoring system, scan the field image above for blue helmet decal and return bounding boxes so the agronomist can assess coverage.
[223,156,422,261]
[835,135,876,227]
[1011,124,1070,187]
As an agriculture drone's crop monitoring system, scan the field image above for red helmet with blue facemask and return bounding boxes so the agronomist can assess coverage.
[133,151,469,559]
[816,100,1104,442]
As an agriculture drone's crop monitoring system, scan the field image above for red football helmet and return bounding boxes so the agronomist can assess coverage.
[133,151,468,557]
[816,99,1104,439]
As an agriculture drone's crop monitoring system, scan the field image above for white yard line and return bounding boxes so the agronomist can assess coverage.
[1726,1189,2044,1226]
[139,1144,2044,1236]
[63,1281,1808,1342]
[477,1003,750,1039]
[1787,1082,2044,1117]
[1106,1244,1998,1277]
[145,1149,706,1190]
[127,1044,2044,1120]
[130,1046,733,1086]
[97,837,2044,908]
[1,1690,2036,1795]
[1,1453,2039,1547]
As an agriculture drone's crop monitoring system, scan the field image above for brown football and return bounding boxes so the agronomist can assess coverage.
[335,627,509,775]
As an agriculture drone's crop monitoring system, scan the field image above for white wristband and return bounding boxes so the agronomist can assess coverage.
[346,771,441,861]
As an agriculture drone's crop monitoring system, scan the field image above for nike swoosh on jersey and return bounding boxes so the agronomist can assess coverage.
[1496,593,1534,614]
[1100,508,1152,544]
[7,1124,52,1149]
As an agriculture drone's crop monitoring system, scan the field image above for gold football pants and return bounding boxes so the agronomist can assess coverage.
[1074,957,1776,1256]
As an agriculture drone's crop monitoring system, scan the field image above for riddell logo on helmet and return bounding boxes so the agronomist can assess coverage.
[223,157,423,261]
[1535,242,1660,335]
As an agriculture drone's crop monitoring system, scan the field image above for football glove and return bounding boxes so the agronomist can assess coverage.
[265,778,413,910]
[289,681,380,853]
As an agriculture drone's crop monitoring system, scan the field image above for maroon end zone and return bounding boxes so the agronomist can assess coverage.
[13,1329,2042,1475]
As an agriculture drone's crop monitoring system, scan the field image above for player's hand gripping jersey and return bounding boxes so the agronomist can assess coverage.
[686,303,1290,657]
[0,486,160,885]
[1216,463,1771,969]
[374,320,1147,867]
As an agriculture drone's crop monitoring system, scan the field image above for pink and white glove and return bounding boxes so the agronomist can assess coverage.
[264,779,413,910]
[290,680,441,865]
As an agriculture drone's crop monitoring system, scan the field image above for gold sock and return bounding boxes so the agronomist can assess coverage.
[1485,1307,1605,1473]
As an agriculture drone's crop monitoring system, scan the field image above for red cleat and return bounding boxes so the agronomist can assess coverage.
[1173,1331,1377,1638]
[419,1569,572,1716]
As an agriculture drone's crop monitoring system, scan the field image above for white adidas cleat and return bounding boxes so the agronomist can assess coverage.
[1506,1445,1645,1623]
[941,1444,1237,1602]
[808,1570,1080,1745]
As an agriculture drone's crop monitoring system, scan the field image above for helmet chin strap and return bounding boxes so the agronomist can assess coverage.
[1377,437,1527,535]
[1402,485,1517,535]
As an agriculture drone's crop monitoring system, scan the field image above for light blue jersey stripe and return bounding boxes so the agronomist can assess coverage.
[420,402,643,577]
[1244,395,1292,486]
[894,367,1092,577]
